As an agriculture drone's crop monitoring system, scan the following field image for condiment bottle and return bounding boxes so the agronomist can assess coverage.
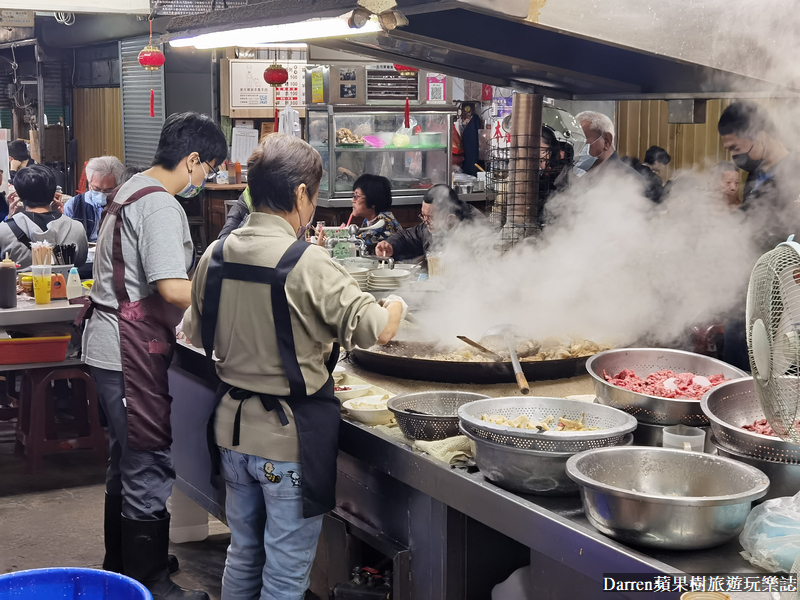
[66,267,83,300]
[0,253,16,309]
[227,160,235,183]
[235,161,242,184]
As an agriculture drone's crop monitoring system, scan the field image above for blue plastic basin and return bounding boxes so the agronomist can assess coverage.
[0,568,152,600]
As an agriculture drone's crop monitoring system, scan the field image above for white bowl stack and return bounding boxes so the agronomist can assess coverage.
[367,269,411,291]
[345,266,370,290]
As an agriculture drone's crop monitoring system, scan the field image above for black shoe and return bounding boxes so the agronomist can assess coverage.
[102,493,123,573]
[168,554,179,575]
[121,515,209,600]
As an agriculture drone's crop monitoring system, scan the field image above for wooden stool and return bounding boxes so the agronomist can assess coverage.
[15,365,107,471]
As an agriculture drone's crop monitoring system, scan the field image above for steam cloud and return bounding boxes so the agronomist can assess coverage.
[410,169,764,349]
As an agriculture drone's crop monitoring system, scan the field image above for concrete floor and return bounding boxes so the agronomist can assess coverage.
[0,420,229,599]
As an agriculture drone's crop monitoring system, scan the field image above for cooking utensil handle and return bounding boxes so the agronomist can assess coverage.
[457,335,502,360]
[515,371,530,395]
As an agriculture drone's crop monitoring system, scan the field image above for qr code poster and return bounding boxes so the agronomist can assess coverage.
[426,74,446,104]
[230,60,306,109]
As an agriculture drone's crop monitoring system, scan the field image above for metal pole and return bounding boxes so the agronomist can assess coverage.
[508,92,542,232]
[35,43,45,164]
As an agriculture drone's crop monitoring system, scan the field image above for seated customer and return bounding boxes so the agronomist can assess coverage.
[8,140,35,185]
[375,184,481,262]
[351,174,402,253]
[64,156,124,242]
[0,165,88,268]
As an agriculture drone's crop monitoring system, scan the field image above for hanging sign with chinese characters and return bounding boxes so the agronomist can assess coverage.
[229,59,306,109]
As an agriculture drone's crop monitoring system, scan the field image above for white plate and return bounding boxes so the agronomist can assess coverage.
[334,384,372,402]
[343,398,393,426]
[368,269,410,279]
[345,267,370,276]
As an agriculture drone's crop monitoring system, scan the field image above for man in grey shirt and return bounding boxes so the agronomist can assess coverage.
[0,165,88,268]
[82,112,227,600]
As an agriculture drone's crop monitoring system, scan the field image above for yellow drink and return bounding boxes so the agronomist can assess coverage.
[33,274,51,304]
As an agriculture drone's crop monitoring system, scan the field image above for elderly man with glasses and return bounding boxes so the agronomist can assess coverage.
[64,156,125,242]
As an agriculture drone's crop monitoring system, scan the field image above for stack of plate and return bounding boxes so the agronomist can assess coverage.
[367,269,411,291]
[345,267,369,290]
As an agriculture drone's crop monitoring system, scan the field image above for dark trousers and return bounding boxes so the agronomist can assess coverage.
[92,367,175,520]
[722,318,751,373]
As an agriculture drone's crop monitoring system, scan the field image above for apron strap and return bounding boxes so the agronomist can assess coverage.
[201,237,311,397]
[102,185,168,305]
[5,218,31,249]
[228,387,289,446]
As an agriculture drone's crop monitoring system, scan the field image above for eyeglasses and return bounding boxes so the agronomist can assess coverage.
[204,162,220,178]
[352,192,366,201]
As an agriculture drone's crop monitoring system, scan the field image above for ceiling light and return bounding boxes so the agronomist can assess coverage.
[170,13,382,50]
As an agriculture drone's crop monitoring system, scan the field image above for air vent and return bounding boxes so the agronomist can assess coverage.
[366,68,419,102]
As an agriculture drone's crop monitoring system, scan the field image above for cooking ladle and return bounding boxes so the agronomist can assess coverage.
[484,324,531,395]
[457,335,503,360]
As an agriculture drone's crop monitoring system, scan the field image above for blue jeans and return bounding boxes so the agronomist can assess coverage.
[219,447,324,600]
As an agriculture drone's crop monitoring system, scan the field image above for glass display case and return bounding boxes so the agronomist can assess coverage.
[307,105,454,207]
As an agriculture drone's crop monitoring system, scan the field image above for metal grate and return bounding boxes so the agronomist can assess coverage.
[486,132,570,251]
[152,0,248,16]
[120,36,165,167]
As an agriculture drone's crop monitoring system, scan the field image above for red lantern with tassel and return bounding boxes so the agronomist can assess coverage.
[393,64,419,77]
[263,63,289,87]
[138,19,164,118]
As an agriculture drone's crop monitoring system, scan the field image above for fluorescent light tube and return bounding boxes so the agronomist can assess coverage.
[170,14,381,50]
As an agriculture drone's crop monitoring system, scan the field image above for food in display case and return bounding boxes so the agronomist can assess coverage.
[336,128,364,146]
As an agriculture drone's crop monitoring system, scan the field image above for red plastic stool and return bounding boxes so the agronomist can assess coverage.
[15,365,107,471]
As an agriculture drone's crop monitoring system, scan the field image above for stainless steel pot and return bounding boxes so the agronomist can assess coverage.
[586,348,748,426]
[566,446,770,550]
[711,436,800,503]
[461,423,633,496]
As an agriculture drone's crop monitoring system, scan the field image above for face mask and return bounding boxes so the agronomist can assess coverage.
[85,189,107,207]
[573,137,604,175]
[296,201,316,240]
[732,142,763,172]
[177,162,208,198]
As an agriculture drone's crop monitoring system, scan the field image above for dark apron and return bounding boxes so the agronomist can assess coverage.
[76,186,186,451]
[201,236,341,519]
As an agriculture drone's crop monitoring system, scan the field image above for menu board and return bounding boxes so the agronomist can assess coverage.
[229,59,306,109]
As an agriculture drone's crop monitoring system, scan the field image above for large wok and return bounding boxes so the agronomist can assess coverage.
[350,347,588,384]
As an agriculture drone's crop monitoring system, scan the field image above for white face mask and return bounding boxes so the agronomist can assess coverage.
[573,136,605,176]
[85,189,108,207]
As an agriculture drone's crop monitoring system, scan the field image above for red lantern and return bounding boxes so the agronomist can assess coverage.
[138,45,165,71]
[393,64,419,77]
[138,20,164,117]
[263,63,289,87]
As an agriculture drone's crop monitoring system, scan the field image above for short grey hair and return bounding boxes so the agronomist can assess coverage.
[576,110,615,146]
[85,156,124,185]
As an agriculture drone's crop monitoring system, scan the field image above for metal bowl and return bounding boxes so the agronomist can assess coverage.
[462,424,632,495]
[586,348,748,426]
[458,396,638,453]
[701,377,800,463]
[388,391,489,441]
[710,435,800,502]
[566,446,770,550]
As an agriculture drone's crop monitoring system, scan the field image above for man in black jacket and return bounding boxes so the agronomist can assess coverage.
[375,184,481,261]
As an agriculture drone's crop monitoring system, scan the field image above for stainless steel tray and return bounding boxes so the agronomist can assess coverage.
[701,377,800,463]
[586,348,748,426]
[457,396,637,453]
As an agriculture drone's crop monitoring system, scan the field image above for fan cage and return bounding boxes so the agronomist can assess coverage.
[747,243,800,446]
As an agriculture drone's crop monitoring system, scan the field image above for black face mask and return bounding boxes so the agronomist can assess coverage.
[732,139,763,172]
[732,152,763,172]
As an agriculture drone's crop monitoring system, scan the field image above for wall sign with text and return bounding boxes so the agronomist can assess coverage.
[229,59,307,109]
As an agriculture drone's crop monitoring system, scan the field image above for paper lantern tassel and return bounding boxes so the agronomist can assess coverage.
[150,89,155,118]
[404,97,410,129]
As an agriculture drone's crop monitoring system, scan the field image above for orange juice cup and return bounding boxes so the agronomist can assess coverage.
[32,265,52,305]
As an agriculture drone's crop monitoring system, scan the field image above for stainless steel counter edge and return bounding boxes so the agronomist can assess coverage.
[338,418,682,582]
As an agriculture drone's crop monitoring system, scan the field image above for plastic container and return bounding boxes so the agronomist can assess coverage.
[662,424,706,452]
[0,334,70,364]
[167,487,209,544]
[66,267,83,300]
[31,265,52,305]
[0,252,17,309]
[418,132,443,147]
[234,161,242,184]
[0,567,152,599]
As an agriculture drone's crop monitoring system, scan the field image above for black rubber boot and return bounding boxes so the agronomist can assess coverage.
[168,554,179,575]
[122,515,209,600]
[102,493,124,573]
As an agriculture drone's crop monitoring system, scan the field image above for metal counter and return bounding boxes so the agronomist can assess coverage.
[168,344,770,600]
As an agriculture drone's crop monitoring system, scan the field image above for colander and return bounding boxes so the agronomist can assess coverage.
[701,376,800,464]
[586,348,748,426]
[457,396,637,453]
[387,391,489,440]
